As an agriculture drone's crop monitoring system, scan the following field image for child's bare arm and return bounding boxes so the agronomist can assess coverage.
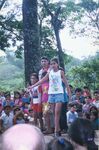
[61,71,71,100]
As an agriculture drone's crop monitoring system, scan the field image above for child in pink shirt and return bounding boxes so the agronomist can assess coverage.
[40,71,54,134]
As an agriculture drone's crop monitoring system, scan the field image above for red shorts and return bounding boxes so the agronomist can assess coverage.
[32,104,42,113]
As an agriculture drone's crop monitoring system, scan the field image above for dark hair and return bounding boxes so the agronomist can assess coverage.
[51,57,59,65]
[68,103,76,108]
[14,91,21,99]
[84,112,90,120]
[89,105,98,113]
[41,56,50,64]
[59,67,64,72]
[41,56,49,61]
[30,73,39,80]
[90,111,98,120]
[68,118,98,150]
[75,88,82,93]
[47,138,74,150]
[83,86,89,90]
[94,90,99,95]
[4,92,10,97]
[41,71,47,78]
[69,85,73,88]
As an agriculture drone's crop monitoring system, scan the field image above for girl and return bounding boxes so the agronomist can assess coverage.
[14,91,22,107]
[31,57,71,137]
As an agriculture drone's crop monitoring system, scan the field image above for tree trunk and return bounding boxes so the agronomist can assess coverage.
[22,0,40,85]
[54,28,64,69]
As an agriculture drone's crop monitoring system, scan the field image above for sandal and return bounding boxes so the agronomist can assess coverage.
[43,129,53,135]
[54,131,61,137]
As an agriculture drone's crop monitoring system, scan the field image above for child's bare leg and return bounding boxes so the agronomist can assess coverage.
[38,112,43,131]
[55,102,62,132]
[33,112,38,126]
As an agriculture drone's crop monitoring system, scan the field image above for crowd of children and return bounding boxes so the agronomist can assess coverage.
[0,56,98,139]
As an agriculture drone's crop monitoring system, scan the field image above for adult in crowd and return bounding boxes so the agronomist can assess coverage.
[68,118,98,150]
[1,124,46,150]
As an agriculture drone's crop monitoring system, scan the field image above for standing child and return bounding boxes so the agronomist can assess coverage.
[31,57,71,137]
[29,73,43,131]
[40,71,54,134]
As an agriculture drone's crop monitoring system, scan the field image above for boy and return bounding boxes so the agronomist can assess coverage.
[66,103,78,127]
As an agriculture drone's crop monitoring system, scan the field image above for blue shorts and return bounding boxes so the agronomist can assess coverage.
[48,94,65,103]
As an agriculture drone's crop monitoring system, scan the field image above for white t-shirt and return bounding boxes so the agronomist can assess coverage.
[0,112,14,130]
[32,86,41,104]
[48,70,64,94]
[66,111,78,125]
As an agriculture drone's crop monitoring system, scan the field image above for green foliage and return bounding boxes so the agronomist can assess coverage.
[67,0,99,41]
[68,52,99,90]
[0,62,24,91]
[0,1,23,56]
[79,0,99,12]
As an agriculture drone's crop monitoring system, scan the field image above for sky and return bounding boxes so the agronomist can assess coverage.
[60,29,98,59]
[0,0,99,60]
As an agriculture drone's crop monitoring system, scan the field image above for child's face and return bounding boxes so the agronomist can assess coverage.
[94,93,99,100]
[6,95,10,100]
[30,76,38,85]
[14,108,20,115]
[85,97,90,103]
[50,61,58,70]
[15,93,20,99]
[90,113,95,121]
[29,110,33,117]
[4,107,11,114]
[24,103,29,108]
[76,91,81,97]
[71,106,76,112]
[41,59,49,68]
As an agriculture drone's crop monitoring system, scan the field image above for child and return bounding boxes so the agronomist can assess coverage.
[82,96,91,113]
[28,109,34,124]
[40,71,54,134]
[30,73,43,131]
[3,92,14,108]
[14,91,22,107]
[83,86,91,97]
[13,107,25,124]
[90,110,99,130]
[31,57,71,137]
[0,105,14,132]
[66,103,78,127]
[92,90,99,109]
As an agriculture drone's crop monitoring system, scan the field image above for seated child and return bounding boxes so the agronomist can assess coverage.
[0,105,14,132]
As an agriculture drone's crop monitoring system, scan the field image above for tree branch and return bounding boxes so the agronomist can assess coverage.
[41,0,53,17]
[0,0,6,10]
